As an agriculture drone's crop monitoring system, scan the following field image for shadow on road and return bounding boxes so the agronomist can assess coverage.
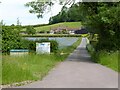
[66,46,94,63]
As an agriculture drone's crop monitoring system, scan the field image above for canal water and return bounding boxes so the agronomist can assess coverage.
[25,37,78,49]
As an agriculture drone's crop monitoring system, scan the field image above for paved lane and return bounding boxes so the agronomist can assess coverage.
[16,38,118,88]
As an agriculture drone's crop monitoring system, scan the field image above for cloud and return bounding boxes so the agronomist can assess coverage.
[0,0,62,25]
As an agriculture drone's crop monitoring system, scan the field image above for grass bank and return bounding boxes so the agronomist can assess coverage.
[2,37,81,85]
[86,44,119,72]
[97,51,119,72]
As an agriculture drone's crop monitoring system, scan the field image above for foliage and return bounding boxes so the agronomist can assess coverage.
[2,25,35,53]
[26,26,36,35]
[2,26,22,53]
[49,4,82,24]
[86,44,95,55]
[25,0,54,18]
[81,2,120,51]
[25,0,76,18]
[20,39,36,51]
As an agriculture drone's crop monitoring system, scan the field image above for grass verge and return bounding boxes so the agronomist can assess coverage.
[86,44,119,72]
[98,51,118,72]
[2,37,81,85]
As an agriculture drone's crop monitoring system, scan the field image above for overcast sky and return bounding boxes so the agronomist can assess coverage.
[0,0,63,25]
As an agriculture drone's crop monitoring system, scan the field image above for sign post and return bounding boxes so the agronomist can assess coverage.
[36,42,50,54]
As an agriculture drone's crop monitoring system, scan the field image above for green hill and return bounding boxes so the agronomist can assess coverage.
[22,22,82,32]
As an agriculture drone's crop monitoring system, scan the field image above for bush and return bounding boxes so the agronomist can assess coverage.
[2,26,22,53]
[20,39,36,51]
[86,44,98,63]
[26,26,36,35]
[2,26,36,54]
[90,40,98,49]
[86,44,95,53]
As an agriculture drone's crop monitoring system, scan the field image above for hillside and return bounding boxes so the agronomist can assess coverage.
[22,22,82,32]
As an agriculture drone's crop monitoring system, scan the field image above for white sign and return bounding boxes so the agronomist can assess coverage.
[36,42,50,54]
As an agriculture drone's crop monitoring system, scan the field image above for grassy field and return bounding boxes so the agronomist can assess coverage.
[2,37,81,85]
[2,54,60,85]
[21,22,82,32]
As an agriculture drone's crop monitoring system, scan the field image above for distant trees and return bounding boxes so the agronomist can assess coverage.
[49,4,82,24]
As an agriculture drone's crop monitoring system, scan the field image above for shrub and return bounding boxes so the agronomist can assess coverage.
[20,39,36,51]
[86,44,98,62]
[2,26,22,53]
[86,44,95,54]
[49,40,58,53]
[2,26,36,54]
[26,26,36,35]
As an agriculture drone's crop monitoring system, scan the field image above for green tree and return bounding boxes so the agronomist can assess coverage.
[81,2,120,50]
[26,26,36,35]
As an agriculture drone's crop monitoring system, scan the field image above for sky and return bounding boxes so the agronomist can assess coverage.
[0,0,63,25]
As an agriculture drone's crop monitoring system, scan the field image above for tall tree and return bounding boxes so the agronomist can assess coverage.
[25,0,76,18]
